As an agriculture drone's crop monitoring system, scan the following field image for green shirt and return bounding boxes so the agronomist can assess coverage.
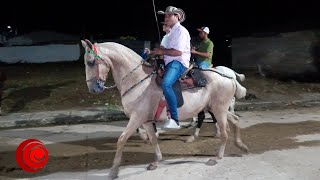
[195,38,214,64]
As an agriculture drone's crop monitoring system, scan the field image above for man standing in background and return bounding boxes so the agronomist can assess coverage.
[191,26,214,68]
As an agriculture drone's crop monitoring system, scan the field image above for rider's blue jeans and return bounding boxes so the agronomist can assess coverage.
[195,60,210,68]
[162,60,187,121]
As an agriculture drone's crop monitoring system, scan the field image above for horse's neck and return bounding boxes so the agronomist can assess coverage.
[99,43,153,95]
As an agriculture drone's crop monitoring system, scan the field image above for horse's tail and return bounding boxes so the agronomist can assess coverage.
[235,72,245,82]
[234,79,247,99]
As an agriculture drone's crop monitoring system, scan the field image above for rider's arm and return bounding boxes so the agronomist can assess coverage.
[191,50,210,58]
[161,48,182,56]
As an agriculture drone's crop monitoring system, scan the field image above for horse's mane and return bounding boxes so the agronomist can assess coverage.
[97,42,154,72]
[98,42,142,61]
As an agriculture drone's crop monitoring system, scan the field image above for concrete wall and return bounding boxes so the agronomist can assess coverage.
[231,30,320,79]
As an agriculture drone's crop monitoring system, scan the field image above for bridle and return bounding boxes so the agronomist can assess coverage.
[85,45,116,89]
[84,44,156,96]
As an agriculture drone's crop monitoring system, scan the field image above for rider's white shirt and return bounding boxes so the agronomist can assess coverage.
[163,22,191,68]
[160,34,169,48]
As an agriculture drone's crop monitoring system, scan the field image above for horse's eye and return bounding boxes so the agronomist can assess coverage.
[86,60,95,67]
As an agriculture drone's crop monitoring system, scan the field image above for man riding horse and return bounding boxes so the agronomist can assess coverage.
[150,6,190,129]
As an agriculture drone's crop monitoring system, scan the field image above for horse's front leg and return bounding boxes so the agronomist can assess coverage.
[142,121,162,170]
[109,117,143,179]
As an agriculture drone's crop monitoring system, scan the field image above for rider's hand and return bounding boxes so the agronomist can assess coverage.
[150,48,164,56]
[144,48,151,54]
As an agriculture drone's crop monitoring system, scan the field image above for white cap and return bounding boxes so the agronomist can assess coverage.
[197,27,210,34]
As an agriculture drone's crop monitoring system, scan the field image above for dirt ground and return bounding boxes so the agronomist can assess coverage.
[0,62,320,178]
[1,61,320,114]
[0,106,320,179]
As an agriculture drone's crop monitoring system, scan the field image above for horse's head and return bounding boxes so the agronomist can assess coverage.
[81,39,111,93]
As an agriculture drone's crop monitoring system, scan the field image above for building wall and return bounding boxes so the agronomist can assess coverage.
[0,44,81,63]
[0,31,149,64]
[232,30,320,79]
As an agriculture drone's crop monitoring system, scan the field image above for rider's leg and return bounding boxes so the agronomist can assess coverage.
[162,61,186,128]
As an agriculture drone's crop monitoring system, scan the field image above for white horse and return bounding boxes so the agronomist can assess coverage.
[81,39,248,179]
[138,66,245,143]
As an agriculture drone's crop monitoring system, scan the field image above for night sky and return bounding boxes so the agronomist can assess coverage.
[1,0,319,41]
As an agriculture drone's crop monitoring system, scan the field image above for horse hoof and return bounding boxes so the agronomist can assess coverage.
[108,173,118,180]
[185,136,195,143]
[236,142,249,153]
[109,168,119,179]
[205,159,217,166]
[241,145,249,153]
[147,163,158,170]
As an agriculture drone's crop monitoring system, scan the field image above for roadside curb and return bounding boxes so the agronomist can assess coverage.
[1,99,320,129]
[0,107,127,129]
[236,99,320,111]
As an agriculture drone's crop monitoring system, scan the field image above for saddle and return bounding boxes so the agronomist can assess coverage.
[150,58,208,108]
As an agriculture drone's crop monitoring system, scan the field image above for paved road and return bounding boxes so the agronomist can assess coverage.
[0,107,320,180]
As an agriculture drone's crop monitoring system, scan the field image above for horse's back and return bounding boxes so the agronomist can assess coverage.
[202,69,247,100]
[215,66,245,81]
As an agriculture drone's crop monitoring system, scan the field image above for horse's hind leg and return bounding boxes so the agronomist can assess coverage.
[214,97,236,138]
[227,112,249,152]
[206,108,229,166]
[142,122,162,170]
[207,111,223,138]
[109,117,143,179]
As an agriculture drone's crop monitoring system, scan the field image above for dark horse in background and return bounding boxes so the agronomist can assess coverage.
[0,71,7,115]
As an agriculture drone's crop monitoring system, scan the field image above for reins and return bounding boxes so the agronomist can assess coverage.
[121,70,157,97]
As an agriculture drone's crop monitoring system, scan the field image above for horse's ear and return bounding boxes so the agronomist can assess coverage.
[81,40,87,49]
[84,39,93,49]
